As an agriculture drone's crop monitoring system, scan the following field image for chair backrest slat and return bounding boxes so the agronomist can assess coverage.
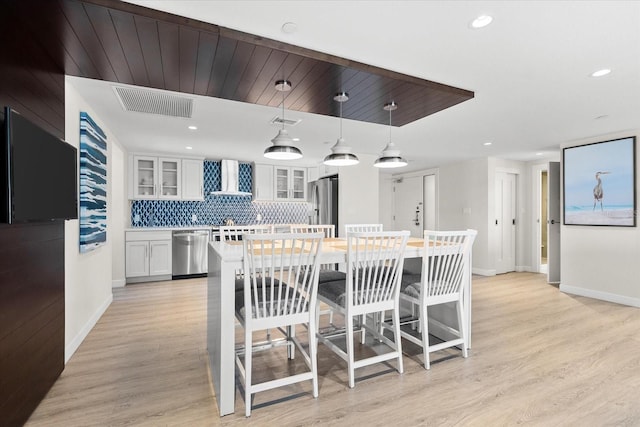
[290,224,335,238]
[422,230,477,298]
[242,232,323,321]
[220,224,273,241]
[344,223,383,236]
[346,231,409,308]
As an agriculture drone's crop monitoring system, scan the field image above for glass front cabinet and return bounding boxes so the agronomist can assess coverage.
[274,167,306,201]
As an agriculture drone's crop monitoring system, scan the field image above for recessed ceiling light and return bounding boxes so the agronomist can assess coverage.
[536,152,543,156]
[483,142,492,146]
[471,15,493,29]
[188,125,197,130]
[185,146,193,150]
[292,137,300,142]
[281,22,298,34]
[591,69,611,77]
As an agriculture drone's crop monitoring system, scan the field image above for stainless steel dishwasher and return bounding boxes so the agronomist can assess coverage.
[172,229,210,278]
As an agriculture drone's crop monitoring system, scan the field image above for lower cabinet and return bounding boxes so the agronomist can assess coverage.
[125,231,172,282]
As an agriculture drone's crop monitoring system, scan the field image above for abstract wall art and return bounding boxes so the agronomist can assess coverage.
[79,112,108,252]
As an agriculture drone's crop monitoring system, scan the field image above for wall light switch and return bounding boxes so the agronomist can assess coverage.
[192,214,197,222]
[463,207,471,215]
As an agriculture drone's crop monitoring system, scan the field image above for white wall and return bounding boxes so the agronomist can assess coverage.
[338,153,379,236]
[560,130,640,307]
[439,158,491,274]
[64,78,127,362]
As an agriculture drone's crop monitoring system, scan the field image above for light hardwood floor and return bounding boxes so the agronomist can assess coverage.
[26,273,640,426]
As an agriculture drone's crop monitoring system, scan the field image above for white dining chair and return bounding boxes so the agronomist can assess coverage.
[290,224,342,324]
[235,232,324,417]
[398,229,477,369]
[344,223,383,236]
[316,230,409,388]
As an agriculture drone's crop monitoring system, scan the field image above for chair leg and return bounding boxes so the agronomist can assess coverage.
[457,299,468,358]
[287,325,296,360]
[309,316,319,398]
[392,306,403,374]
[346,314,356,388]
[421,303,430,370]
[244,326,253,417]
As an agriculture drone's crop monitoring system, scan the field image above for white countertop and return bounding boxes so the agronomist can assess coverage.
[126,226,219,232]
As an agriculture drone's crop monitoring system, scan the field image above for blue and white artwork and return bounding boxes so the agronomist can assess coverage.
[564,136,636,226]
[79,112,107,252]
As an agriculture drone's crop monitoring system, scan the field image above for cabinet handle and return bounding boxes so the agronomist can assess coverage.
[150,245,153,258]
[145,245,148,259]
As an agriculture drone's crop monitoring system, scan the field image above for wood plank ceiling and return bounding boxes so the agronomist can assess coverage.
[18,0,475,127]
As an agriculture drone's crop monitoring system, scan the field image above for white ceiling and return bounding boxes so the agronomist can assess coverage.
[70,1,640,173]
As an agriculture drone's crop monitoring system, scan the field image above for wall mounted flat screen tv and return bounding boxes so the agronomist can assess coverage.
[1,107,78,224]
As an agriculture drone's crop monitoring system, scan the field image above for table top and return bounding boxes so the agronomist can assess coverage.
[209,236,426,264]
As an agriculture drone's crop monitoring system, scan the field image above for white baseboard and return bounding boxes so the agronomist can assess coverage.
[112,278,126,288]
[65,293,113,363]
[472,268,495,276]
[516,265,531,272]
[559,284,640,308]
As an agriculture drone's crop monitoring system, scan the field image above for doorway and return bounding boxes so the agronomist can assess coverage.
[540,171,548,273]
[495,172,517,274]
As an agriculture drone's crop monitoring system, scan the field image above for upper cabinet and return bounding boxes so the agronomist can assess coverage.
[274,166,306,201]
[181,159,204,200]
[253,164,274,201]
[129,154,203,200]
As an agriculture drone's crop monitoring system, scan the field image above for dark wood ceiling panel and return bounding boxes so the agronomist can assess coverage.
[243,49,287,104]
[109,9,149,87]
[219,41,255,100]
[83,2,134,84]
[232,45,271,101]
[193,31,219,95]
[133,15,164,89]
[156,21,180,93]
[286,61,335,111]
[58,0,474,127]
[61,0,118,82]
[206,37,238,98]
[178,26,200,94]
[259,53,306,107]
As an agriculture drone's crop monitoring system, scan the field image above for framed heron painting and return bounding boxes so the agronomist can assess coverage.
[563,136,636,226]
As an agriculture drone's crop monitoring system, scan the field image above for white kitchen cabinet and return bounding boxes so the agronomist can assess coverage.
[274,166,306,201]
[159,157,181,199]
[125,231,172,282]
[132,155,158,199]
[181,159,204,200]
[129,154,204,200]
[253,164,274,200]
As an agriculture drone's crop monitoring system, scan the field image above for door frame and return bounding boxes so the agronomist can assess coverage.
[531,163,548,274]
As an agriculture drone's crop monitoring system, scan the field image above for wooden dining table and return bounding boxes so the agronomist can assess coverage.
[206,236,472,416]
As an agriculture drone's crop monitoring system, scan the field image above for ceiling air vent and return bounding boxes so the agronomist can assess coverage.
[113,86,194,118]
[270,116,301,126]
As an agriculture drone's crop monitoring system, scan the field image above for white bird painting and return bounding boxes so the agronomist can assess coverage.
[593,171,610,211]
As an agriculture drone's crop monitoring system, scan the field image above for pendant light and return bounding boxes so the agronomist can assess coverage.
[374,101,407,168]
[323,92,359,166]
[264,80,303,160]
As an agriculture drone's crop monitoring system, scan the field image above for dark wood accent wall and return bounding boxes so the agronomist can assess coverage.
[0,1,67,425]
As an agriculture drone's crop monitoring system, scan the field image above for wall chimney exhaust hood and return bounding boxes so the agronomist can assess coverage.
[210,159,252,196]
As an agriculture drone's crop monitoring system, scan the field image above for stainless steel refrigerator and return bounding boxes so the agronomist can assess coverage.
[308,175,339,233]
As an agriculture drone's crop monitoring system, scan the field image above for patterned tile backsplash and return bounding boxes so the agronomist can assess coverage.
[130,161,310,227]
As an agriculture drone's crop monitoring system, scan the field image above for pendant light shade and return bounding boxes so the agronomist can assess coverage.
[374,101,407,168]
[324,92,359,166]
[264,80,303,160]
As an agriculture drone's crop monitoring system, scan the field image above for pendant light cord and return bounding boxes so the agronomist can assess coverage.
[339,98,343,138]
[281,84,285,130]
[389,105,392,141]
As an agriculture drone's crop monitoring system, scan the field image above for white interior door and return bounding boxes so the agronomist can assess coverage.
[495,172,516,274]
[547,162,561,283]
[394,176,423,237]
[423,174,437,230]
